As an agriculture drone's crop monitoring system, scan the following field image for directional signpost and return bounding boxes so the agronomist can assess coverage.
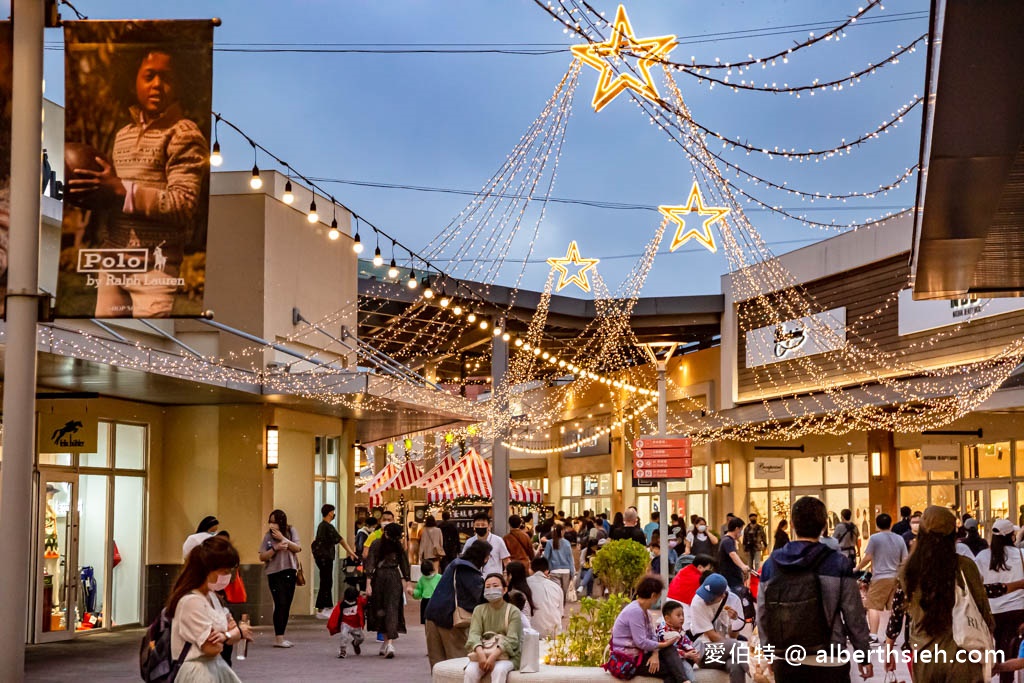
[632,435,692,481]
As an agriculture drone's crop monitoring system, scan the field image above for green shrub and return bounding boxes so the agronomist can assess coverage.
[592,539,650,596]
[546,593,631,666]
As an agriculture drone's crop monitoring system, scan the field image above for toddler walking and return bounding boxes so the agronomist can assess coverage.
[327,586,366,658]
[412,559,441,624]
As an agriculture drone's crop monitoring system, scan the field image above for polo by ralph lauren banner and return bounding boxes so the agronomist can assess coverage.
[0,23,11,318]
[57,20,213,318]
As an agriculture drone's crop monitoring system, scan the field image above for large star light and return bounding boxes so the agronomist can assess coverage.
[570,5,677,112]
[547,241,600,293]
[659,182,731,254]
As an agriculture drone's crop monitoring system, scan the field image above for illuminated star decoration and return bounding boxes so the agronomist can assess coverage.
[547,241,600,293]
[659,182,731,254]
[570,4,677,112]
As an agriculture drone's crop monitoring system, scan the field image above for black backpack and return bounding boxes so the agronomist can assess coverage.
[140,608,190,683]
[760,549,839,654]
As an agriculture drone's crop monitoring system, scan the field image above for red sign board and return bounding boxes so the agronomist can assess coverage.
[635,447,691,459]
[634,436,692,450]
[633,467,692,479]
[634,457,692,470]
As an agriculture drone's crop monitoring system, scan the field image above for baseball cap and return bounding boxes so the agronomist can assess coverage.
[696,573,729,602]
[992,519,1019,537]
[963,517,979,530]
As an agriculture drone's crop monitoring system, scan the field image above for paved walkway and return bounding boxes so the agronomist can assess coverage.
[25,602,910,682]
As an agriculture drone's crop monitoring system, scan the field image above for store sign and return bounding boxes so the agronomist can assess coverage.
[745,308,847,368]
[753,457,787,480]
[898,289,1024,336]
[632,436,692,480]
[39,410,98,453]
[921,444,960,472]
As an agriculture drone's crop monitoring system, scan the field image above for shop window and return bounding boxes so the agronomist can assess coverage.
[1017,442,1024,478]
[687,494,707,523]
[77,474,108,629]
[691,466,709,490]
[792,457,823,486]
[80,422,110,468]
[599,473,612,495]
[561,476,572,498]
[326,437,339,478]
[963,442,1011,479]
[899,448,926,481]
[824,456,849,486]
[850,455,869,484]
[1015,483,1024,525]
[571,476,582,497]
[38,452,73,466]
[114,423,146,470]
[111,476,144,626]
[583,475,600,497]
[851,487,871,538]
[749,491,768,526]
[898,485,929,514]
[824,489,850,532]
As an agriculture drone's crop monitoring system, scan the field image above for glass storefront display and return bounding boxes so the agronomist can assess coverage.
[35,421,147,642]
[634,466,709,526]
[313,436,342,611]
[560,473,614,516]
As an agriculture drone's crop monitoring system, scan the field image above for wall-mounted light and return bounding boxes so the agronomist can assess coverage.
[353,439,365,471]
[265,426,279,469]
[542,477,549,495]
[870,451,882,479]
[714,461,731,487]
[616,470,623,491]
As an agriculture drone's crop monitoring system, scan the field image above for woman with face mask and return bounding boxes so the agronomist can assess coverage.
[684,518,718,557]
[167,536,253,683]
[464,573,522,683]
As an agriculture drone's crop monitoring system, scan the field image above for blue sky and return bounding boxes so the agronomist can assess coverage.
[39,0,929,297]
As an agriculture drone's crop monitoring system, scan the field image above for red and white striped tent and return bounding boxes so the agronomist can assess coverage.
[357,462,398,494]
[427,449,543,504]
[411,453,457,489]
[367,460,424,508]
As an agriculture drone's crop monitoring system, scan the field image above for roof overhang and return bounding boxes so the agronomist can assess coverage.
[911,0,1024,299]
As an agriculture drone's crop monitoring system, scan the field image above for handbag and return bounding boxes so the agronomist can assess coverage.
[296,561,306,587]
[223,571,247,604]
[452,568,474,628]
[602,639,642,680]
[468,604,511,662]
[952,568,994,680]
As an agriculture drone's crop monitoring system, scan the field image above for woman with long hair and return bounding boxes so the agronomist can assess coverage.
[612,511,625,530]
[542,523,575,601]
[886,506,994,682]
[773,519,789,552]
[167,536,252,682]
[973,519,1024,683]
[365,522,412,659]
[257,509,301,647]
[504,561,535,615]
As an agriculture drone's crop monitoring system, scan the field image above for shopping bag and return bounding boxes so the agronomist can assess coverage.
[952,569,994,680]
[224,572,247,604]
[520,628,541,673]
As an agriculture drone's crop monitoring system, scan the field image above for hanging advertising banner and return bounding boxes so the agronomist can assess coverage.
[0,22,11,318]
[753,457,787,480]
[57,20,213,318]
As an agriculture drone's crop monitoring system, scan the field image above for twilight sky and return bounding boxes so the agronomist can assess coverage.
[37,0,928,297]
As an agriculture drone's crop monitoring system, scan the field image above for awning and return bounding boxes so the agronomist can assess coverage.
[367,460,424,508]
[411,454,458,489]
[426,449,543,504]
[357,463,398,493]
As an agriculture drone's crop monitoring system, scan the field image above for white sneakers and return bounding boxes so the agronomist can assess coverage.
[315,608,332,620]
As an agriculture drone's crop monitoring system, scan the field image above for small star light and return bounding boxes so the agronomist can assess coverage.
[659,182,731,254]
[547,241,600,293]
[570,4,677,112]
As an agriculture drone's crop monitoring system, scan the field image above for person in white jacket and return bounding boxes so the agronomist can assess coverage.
[526,557,564,638]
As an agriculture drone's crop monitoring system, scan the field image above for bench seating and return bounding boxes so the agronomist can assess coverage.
[431,657,729,682]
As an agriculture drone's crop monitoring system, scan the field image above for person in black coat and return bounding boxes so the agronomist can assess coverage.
[424,539,490,670]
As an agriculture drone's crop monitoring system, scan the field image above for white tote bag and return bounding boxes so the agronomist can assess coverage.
[520,628,541,673]
[952,569,994,679]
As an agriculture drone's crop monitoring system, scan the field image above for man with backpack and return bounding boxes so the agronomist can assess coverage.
[741,512,768,571]
[758,496,872,683]
[831,508,860,566]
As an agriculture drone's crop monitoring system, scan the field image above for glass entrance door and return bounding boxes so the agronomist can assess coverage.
[36,473,78,642]
[962,483,1012,536]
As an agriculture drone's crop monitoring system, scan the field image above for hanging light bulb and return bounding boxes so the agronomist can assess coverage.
[502,332,511,342]
[467,311,477,323]
[422,277,434,298]
[407,268,418,289]
[479,319,489,331]
[373,245,383,267]
[352,233,363,254]
[210,115,223,166]
[249,140,262,189]
[387,240,400,278]
[493,326,502,337]
[439,289,450,307]
[307,197,319,224]
[328,217,340,240]
[452,305,463,316]
[210,141,223,167]
[282,178,294,204]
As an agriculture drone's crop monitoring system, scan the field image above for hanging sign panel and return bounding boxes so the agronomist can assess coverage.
[57,20,214,318]
[38,406,98,453]
[921,444,960,472]
[0,22,11,318]
[753,458,787,480]
[744,308,847,368]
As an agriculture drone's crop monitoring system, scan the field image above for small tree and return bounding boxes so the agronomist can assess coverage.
[547,594,631,666]
[591,539,650,596]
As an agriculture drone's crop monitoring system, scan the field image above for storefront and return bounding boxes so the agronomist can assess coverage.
[634,465,710,526]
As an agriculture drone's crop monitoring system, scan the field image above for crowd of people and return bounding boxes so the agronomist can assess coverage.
[158,498,1024,683]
